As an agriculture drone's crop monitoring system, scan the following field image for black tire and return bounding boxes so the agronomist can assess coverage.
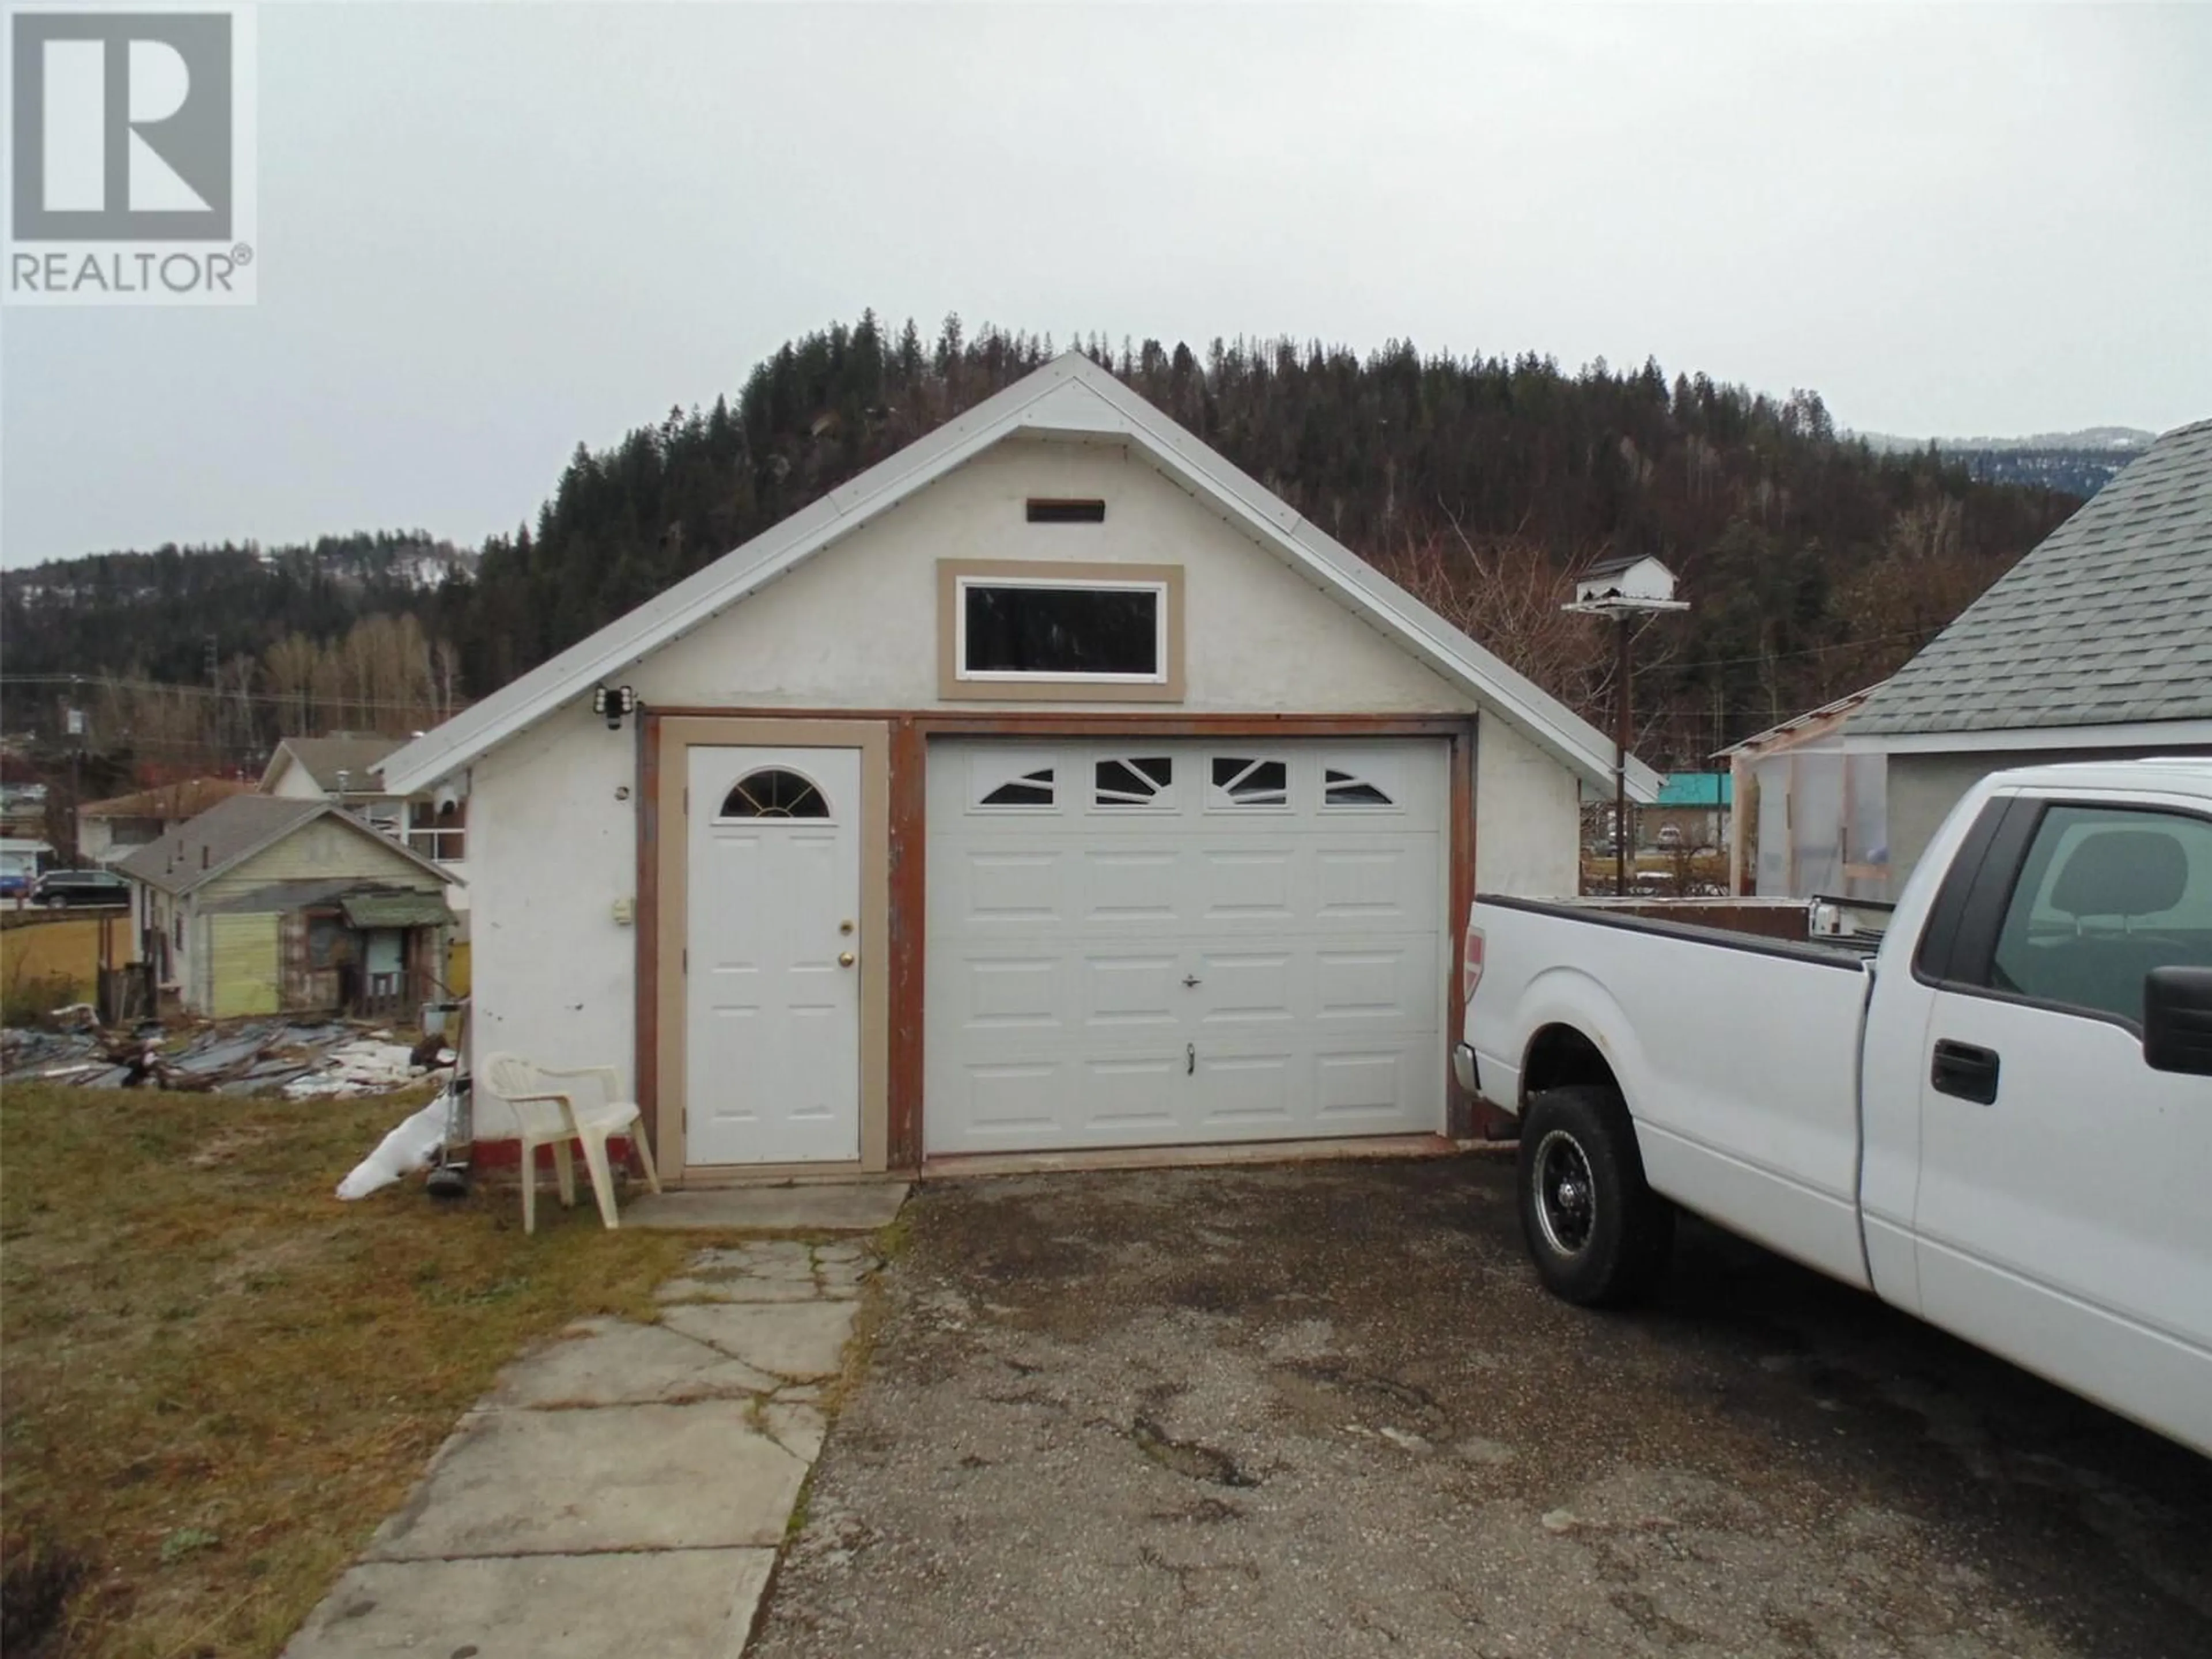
[41,893,69,910]
[1516,1084,1675,1307]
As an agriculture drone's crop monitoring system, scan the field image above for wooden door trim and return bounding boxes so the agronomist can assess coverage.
[647,717,891,1179]
[647,708,1480,1172]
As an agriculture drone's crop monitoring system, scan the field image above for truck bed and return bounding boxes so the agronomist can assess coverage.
[1475,894,1877,968]
[1466,891,1877,1287]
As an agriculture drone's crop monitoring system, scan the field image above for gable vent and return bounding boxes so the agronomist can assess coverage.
[1026,498,1105,524]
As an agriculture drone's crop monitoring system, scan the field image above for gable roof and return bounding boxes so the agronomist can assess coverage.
[381,354,1660,801]
[79,777,252,821]
[1854,419,2212,738]
[262,735,406,794]
[116,794,456,897]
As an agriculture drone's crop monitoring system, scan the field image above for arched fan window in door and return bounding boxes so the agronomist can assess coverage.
[718,768,831,820]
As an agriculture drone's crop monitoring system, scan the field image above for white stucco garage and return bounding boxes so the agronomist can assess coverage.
[381,354,1657,1179]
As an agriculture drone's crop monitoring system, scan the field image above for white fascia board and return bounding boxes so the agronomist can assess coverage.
[1080,372,1661,800]
[1863,719,2212,756]
[384,352,1661,802]
[381,363,1104,796]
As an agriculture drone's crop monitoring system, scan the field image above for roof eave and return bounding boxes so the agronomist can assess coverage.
[382,354,1659,803]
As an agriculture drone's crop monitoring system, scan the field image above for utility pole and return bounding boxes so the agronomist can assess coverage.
[65,678,85,867]
[1565,557,1688,897]
[204,635,221,764]
[1615,613,1633,899]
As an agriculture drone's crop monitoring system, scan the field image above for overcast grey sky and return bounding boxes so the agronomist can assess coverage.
[2,2,2207,567]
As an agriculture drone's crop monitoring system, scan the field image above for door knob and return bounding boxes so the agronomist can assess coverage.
[1183,975,1202,988]
[838,951,855,968]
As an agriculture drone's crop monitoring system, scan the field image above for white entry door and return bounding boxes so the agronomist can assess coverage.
[686,746,863,1164]
[925,737,1449,1155]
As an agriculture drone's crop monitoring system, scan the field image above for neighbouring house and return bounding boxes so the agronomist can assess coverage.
[116,794,459,1018]
[1850,418,2212,895]
[260,733,469,902]
[1719,685,1890,900]
[1,836,51,893]
[77,777,253,867]
[0,781,47,842]
[382,353,1660,1180]
[260,734,407,824]
[1641,774,1731,852]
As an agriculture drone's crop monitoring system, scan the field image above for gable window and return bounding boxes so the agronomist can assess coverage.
[940,560,1183,702]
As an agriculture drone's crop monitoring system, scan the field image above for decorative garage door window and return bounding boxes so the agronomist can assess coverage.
[719,768,831,820]
[1324,766,1396,808]
[1210,756,1288,808]
[1094,755,1174,808]
[979,766,1056,809]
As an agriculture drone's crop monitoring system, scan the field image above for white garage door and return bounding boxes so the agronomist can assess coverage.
[925,737,1449,1155]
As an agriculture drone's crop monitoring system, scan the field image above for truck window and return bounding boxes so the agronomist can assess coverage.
[1987,805,2212,1024]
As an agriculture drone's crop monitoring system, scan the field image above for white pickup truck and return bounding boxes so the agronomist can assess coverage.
[1457,758,2212,1456]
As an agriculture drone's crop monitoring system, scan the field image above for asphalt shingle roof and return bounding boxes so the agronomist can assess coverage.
[117,796,327,895]
[79,777,252,820]
[1853,418,2212,737]
[271,736,404,793]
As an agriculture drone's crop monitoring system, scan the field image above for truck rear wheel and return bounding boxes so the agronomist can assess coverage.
[1517,1084,1674,1307]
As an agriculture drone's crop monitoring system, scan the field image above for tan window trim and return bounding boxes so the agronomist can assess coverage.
[937,559,1185,703]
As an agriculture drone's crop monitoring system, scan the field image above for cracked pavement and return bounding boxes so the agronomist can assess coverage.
[282,1237,877,1657]
[752,1160,2211,1659]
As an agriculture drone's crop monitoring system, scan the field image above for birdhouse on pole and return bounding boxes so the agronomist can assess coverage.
[1570,555,1684,612]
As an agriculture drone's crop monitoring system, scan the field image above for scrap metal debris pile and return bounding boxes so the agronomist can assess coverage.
[1,1017,431,1098]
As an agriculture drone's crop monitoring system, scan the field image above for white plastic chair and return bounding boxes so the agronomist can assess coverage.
[479,1053,662,1233]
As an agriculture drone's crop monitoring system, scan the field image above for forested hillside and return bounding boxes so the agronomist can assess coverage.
[2,316,2083,775]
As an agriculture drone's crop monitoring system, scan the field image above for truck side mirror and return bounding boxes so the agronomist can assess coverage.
[2142,967,2212,1076]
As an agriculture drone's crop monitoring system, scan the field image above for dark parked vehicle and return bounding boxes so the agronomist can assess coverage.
[32,869,129,909]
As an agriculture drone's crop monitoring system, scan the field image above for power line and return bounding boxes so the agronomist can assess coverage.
[0,673,464,717]
[1647,627,1933,677]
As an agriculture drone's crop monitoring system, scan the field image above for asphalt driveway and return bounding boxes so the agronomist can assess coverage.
[753,1158,2211,1659]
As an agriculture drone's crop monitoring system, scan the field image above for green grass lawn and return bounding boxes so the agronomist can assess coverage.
[1,1081,696,1657]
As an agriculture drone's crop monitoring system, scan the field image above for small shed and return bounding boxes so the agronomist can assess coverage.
[117,796,459,1018]
[1718,685,1889,900]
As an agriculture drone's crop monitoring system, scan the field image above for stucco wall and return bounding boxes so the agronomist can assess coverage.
[634,438,1474,714]
[1474,715,1580,897]
[465,698,638,1138]
[1888,742,2212,897]
[463,435,1595,1137]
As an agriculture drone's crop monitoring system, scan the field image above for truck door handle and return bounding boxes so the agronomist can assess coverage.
[1931,1039,2000,1104]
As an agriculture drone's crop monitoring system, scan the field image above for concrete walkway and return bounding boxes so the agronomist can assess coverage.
[624,1183,910,1233]
[284,1238,879,1658]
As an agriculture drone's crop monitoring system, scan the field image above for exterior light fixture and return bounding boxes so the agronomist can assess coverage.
[591,685,638,731]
